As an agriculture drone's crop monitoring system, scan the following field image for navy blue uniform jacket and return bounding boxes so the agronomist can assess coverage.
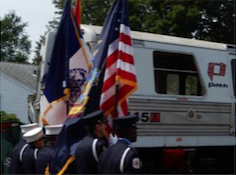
[98,139,142,174]
[36,146,54,174]
[10,140,27,174]
[21,145,40,174]
[74,135,107,174]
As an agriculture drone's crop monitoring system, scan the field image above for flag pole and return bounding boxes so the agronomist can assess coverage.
[112,78,120,135]
[112,51,122,135]
[112,18,123,135]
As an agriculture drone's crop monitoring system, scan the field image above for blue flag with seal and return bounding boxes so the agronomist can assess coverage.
[40,0,92,126]
[46,0,89,174]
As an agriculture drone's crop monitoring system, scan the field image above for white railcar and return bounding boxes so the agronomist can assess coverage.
[37,24,235,173]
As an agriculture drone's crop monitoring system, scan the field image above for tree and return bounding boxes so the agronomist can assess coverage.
[143,0,234,44]
[32,35,45,65]
[35,0,234,60]
[81,0,235,44]
[1,11,31,63]
[195,0,235,43]
[81,0,114,25]
[141,0,202,38]
[46,0,113,29]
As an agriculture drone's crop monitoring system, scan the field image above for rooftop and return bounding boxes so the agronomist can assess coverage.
[1,62,38,90]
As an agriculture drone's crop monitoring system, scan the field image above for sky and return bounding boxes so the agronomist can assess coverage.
[0,0,57,60]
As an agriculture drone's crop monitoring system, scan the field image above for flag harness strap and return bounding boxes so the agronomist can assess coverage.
[92,139,99,162]
[19,144,38,161]
[19,144,29,162]
[120,147,131,173]
[34,148,38,160]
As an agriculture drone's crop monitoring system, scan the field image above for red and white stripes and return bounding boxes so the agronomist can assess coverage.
[100,24,137,120]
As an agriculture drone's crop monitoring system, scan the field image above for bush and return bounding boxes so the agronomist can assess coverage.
[0,111,21,123]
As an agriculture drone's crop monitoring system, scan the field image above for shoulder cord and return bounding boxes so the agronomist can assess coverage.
[92,139,99,162]
[119,147,131,174]
[19,144,29,162]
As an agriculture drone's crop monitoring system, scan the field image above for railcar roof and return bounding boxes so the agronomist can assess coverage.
[81,24,227,51]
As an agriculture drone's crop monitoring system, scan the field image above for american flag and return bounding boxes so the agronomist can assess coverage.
[99,0,137,123]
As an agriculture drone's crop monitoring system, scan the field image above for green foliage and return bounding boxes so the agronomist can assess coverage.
[48,0,114,28]
[147,0,202,37]
[1,11,31,63]
[195,0,235,43]
[127,0,234,44]
[32,35,46,65]
[81,0,114,25]
[0,111,21,123]
[34,0,234,58]
[82,0,235,44]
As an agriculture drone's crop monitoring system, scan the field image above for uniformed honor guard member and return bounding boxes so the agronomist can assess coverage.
[10,123,38,174]
[35,124,63,174]
[21,127,45,174]
[74,110,108,174]
[98,114,142,174]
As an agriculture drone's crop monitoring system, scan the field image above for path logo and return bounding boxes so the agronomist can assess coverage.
[208,62,226,81]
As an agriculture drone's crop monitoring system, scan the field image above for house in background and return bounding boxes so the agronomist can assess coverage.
[0,62,38,124]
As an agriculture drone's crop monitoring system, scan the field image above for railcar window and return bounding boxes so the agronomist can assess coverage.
[153,51,204,96]
[231,59,235,96]
[167,74,179,94]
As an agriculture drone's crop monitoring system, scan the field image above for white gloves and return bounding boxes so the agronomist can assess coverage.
[109,133,118,146]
